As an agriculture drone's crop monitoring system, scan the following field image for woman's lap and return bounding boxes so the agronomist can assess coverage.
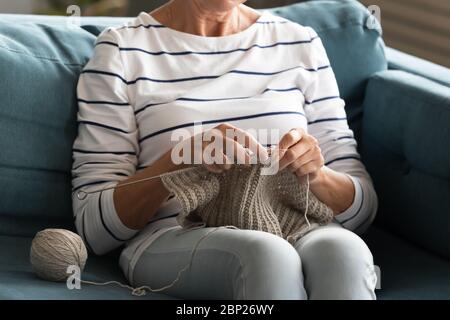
[131,223,377,300]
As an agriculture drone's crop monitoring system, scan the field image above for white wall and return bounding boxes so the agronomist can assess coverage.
[0,0,32,13]
[359,0,450,67]
[0,0,48,14]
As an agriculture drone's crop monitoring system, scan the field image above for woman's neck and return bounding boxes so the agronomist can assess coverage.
[150,1,260,37]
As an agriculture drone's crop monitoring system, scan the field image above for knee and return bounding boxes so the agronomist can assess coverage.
[303,228,374,265]
[234,231,305,299]
[241,231,301,269]
[298,228,377,299]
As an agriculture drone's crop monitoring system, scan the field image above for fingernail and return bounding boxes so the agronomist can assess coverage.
[260,149,269,162]
[290,129,301,140]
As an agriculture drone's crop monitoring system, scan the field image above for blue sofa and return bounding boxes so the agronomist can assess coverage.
[0,0,449,300]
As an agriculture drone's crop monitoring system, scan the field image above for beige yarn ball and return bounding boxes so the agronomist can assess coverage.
[30,229,88,282]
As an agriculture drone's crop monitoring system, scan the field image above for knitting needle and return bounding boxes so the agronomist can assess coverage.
[75,146,289,201]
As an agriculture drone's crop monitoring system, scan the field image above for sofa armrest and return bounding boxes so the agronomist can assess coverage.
[386,47,450,87]
[361,70,450,259]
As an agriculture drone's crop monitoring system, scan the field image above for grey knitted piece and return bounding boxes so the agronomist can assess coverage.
[160,165,333,243]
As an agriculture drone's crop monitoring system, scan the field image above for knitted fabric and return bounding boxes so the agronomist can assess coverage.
[160,165,334,244]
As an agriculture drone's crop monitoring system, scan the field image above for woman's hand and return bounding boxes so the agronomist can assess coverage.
[275,128,355,214]
[276,128,325,183]
[115,123,267,229]
[174,122,268,173]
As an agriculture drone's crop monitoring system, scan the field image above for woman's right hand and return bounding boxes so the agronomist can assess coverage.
[172,123,269,173]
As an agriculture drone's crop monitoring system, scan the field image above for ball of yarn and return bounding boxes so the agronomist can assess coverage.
[30,229,88,282]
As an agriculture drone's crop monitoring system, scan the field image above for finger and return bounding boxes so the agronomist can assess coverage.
[277,128,304,156]
[291,145,324,176]
[287,146,318,172]
[204,134,252,166]
[270,129,304,167]
[216,123,268,163]
[223,136,252,165]
[233,127,269,164]
[201,128,222,165]
[218,151,233,170]
[278,140,314,170]
[204,164,223,173]
[294,159,324,178]
[201,137,230,166]
[204,151,231,172]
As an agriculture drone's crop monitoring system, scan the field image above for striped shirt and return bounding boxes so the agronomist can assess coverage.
[71,11,378,273]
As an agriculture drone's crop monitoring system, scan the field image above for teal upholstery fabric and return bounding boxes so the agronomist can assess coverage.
[0,16,137,238]
[361,70,450,259]
[271,0,387,139]
[271,0,386,102]
[0,14,129,28]
[0,235,170,299]
[0,21,95,236]
[385,47,450,88]
[363,227,450,300]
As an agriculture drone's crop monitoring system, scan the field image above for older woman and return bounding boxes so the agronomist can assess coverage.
[72,0,378,299]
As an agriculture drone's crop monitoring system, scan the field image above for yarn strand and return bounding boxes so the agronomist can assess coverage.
[79,227,223,296]
[304,174,311,228]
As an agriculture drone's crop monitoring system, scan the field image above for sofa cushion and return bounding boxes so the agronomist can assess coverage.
[0,14,130,28]
[0,21,96,236]
[363,226,450,300]
[361,70,450,259]
[385,47,450,88]
[0,16,130,238]
[271,0,387,133]
[0,235,170,299]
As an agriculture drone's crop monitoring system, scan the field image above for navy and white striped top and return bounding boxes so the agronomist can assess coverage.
[71,11,377,267]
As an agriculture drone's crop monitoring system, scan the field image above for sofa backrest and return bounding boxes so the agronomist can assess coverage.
[0,21,91,236]
[0,0,386,237]
[271,0,387,139]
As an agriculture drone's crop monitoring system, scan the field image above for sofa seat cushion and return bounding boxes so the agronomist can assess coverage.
[363,226,450,300]
[2,227,449,300]
[0,235,170,299]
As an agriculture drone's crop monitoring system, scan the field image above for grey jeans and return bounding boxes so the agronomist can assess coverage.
[132,223,377,299]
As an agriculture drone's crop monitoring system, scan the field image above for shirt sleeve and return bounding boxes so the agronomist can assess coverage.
[302,27,378,234]
[72,28,139,255]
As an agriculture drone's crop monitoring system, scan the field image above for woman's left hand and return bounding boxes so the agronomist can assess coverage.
[275,128,325,183]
